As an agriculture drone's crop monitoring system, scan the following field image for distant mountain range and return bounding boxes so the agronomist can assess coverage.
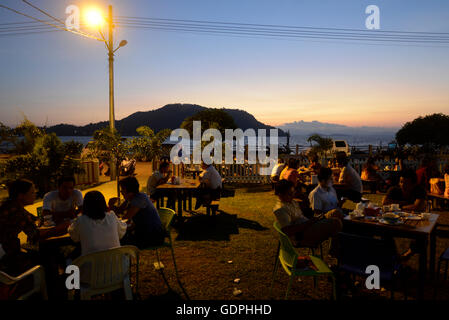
[45,104,284,136]
[278,120,399,145]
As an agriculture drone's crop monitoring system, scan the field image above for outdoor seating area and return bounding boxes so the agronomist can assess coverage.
[2,2,449,309]
[1,156,449,301]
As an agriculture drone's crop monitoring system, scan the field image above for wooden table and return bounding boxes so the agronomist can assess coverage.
[343,213,439,299]
[156,179,201,217]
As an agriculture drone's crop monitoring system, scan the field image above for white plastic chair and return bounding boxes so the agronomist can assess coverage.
[0,265,48,300]
[69,246,139,300]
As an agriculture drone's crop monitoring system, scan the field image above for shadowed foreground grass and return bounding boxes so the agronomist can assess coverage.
[135,186,449,300]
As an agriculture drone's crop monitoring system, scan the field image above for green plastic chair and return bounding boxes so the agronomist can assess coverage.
[270,221,336,300]
[140,207,189,299]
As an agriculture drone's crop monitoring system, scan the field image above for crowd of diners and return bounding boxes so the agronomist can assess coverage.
[0,151,448,299]
[270,151,449,263]
[0,160,222,299]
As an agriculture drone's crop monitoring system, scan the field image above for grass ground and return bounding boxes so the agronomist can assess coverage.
[14,162,449,300]
[137,187,449,301]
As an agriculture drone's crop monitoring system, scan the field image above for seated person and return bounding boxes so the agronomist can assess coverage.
[195,162,222,209]
[444,164,449,198]
[42,176,83,224]
[279,158,300,188]
[99,160,110,176]
[0,180,68,299]
[115,177,164,249]
[382,169,426,212]
[120,158,136,176]
[382,169,427,260]
[68,191,127,257]
[270,158,285,183]
[273,180,342,251]
[309,167,344,218]
[393,157,404,171]
[334,152,363,202]
[361,157,381,193]
[308,155,322,174]
[146,162,175,208]
[415,158,430,191]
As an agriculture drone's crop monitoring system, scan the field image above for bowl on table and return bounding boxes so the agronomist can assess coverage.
[421,212,431,220]
[349,210,364,219]
[382,212,400,224]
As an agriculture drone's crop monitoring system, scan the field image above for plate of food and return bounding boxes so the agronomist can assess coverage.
[379,218,404,225]
[381,212,401,224]
[404,215,422,221]
[349,210,365,219]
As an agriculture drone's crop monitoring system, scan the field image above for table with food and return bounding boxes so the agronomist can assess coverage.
[343,201,439,299]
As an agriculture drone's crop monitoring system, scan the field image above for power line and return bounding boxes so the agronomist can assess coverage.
[0,4,104,42]
[0,20,54,26]
[114,20,449,42]
[2,10,448,46]
[0,25,54,32]
[0,29,62,37]
[21,0,105,42]
[116,16,449,36]
[22,0,66,26]
[114,23,449,44]
[114,17,449,45]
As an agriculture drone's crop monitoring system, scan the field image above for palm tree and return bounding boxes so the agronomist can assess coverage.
[307,134,333,161]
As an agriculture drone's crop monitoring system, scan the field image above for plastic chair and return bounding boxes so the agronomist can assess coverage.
[270,221,336,300]
[336,232,405,299]
[69,245,139,300]
[0,265,48,300]
[140,207,189,299]
[36,206,43,220]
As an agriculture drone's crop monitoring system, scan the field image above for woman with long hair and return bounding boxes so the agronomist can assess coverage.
[68,191,127,256]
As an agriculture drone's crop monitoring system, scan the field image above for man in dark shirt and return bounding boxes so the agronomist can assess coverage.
[117,177,164,249]
[382,169,427,260]
[382,169,426,212]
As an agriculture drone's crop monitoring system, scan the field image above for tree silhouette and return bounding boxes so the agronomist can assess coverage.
[396,113,449,149]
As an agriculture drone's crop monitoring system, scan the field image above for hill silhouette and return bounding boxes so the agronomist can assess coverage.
[46,104,284,136]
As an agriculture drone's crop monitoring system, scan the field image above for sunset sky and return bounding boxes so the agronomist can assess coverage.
[1,0,449,129]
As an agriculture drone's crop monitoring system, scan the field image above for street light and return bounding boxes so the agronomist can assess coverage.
[85,5,127,180]
[84,7,104,27]
[84,5,127,133]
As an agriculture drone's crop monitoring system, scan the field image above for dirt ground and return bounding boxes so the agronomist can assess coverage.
[13,162,449,300]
